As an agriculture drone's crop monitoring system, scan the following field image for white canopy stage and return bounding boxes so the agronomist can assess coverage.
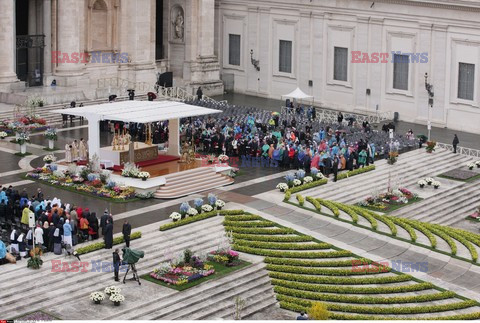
[281,87,314,102]
[52,100,222,162]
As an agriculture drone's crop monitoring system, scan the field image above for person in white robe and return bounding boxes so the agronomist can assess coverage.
[71,140,79,161]
[65,144,72,163]
[34,224,44,247]
[79,138,88,161]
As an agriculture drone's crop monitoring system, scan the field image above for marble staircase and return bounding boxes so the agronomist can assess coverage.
[154,167,234,199]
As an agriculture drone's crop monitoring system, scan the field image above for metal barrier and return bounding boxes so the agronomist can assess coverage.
[436,142,480,158]
[281,107,393,124]
[97,77,155,94]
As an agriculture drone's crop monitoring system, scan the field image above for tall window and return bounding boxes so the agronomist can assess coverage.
[279,40,292,73]
[458,63,475,101]
[228,34,241,66]
[334,47,348,82]
[393,54,409,91]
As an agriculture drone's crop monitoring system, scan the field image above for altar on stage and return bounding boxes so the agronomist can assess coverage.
[99,142,158,166]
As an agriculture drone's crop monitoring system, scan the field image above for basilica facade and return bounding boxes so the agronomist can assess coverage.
[0,0,479,132]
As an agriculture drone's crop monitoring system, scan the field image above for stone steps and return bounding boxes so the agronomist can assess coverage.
[306,150,458,201]
[154,168,233,199]
[124,263,272,320]
[0,218,227,318]
[314,151,471,204]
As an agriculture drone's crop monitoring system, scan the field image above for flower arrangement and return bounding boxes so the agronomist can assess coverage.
[432,181,441,189]
[89,292,105,304]
[121,162,141,178]
[467,162,475,170]
[218,154,229,163]
[25,96,45,107]
[425,141,436,153]
[425,177,434,185]
[44,128,58,141]
[180,202,190,217]
[110,293,125,305]
[0,131,7,139]
[17,132,30,145]
[358,187,418,211]
[104,286,121,295]
[25,167,137,200]
[187,208,198,217]
[316,173,325,180]
[310,167,319,179]
[296,170,306,181]
[303,176,313,183]
[194,198,204,212]
[43,155,55,164]
[476,161,480,168]
[208,249,240,266]
[276,183,289,192]
[285,174,295,188]
[207,154,216,164]
[215,200,225,210]
[138,171,150,181]
[202,204,213,212]
[169,212,182,222]
[150,249,216,286]
[208,193,217,207]
[387,151,399,165]
[418,180,427,188]
[293,179,302,186]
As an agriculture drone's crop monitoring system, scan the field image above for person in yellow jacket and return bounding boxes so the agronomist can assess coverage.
[21,206,31,226]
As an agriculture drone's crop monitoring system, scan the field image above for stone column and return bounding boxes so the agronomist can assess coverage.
[43,0,52,80]
[166,118,180,157]
[55,0,83,78]
[0,0,19,87]
[184,0,223,96]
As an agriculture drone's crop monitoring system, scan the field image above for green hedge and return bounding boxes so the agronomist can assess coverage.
[264,257,371,267]
[224,214,263,221]
[285,178,328,195]
[224,227,295,235]
[334,202,359,224]
[271,279,434,294]
[407,219,438,249]
[279,302,480,320]
[317,198,340,217]
[433,224,478,262]
[76,231,142,255]
[267,264,390,276]
[277,294,477,315]
[234,240,331,250]
[217,210,245,215]
[450,227,480,248]
[223,220,275,228]
[233,245,352,258]
[370,212,397,236]
[232,234,313,243]
[159,211,217,231]
[296,194,305,206]
[274,286,455,304]
[420,222,456,254]
[306,196,321,211]
[337,165,376,181]
[350,206,378,230]
[284,191,292,201]
[388,217,417,242]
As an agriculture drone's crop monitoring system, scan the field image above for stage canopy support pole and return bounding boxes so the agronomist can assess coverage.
[166,118,180,157]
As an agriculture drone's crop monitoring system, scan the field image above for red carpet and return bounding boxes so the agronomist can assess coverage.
[111,155,180,171]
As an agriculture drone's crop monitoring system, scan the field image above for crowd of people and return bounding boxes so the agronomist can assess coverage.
[0,186,132,265]
[174,99,418,179]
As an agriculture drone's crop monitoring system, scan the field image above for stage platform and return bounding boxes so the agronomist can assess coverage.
[100,142,159,165]
[111,155,180,171]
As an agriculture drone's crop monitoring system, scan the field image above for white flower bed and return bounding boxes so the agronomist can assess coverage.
[276,183,288,191]
[215,200,225,208]
[104,286,121,295]
[293,179,302,186]
[89,291,105,302]
[169,212,181,221]
[202,204,213,212]
[418,180,427,187]
[303,176,313,183]
[138,171,150,179]
[187,208,198,216]
[432,181,441,188]
[110,293,125,303]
